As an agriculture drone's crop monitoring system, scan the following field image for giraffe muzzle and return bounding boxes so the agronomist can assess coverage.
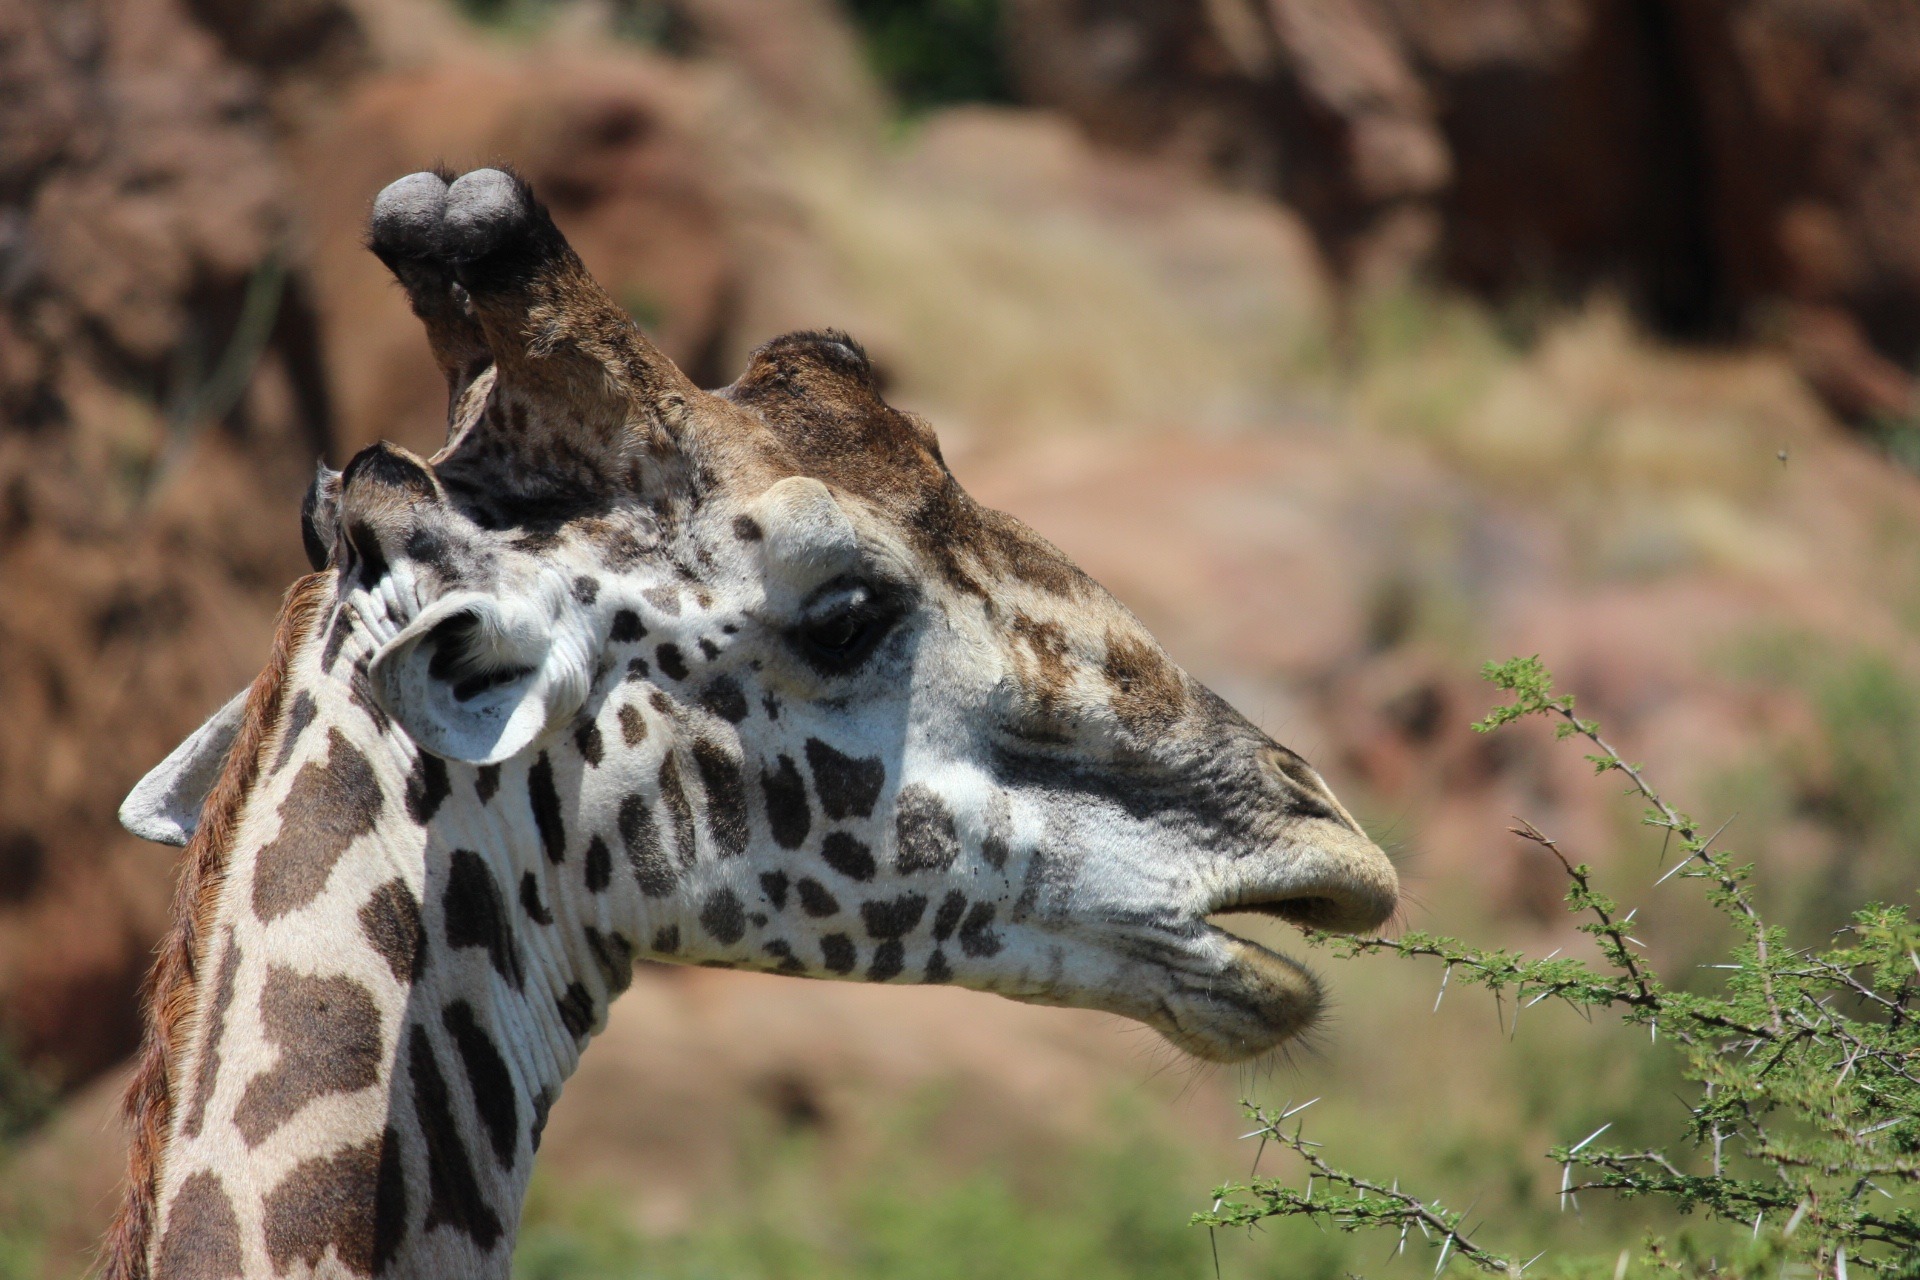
[1142,797,1398,1061]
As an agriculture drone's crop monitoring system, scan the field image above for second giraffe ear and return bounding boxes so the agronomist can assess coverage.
[368,589,590,764]
[119,689,249,845]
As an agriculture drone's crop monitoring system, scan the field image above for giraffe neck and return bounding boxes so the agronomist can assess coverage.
[120,580,667,1280]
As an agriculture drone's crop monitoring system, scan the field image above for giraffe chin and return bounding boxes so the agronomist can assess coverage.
[1152,933,1326,1063]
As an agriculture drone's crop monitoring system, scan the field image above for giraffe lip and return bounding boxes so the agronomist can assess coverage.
[1142,923,1324,1062]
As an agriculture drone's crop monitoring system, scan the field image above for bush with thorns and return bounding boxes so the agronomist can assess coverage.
[1198,657,1920,1279]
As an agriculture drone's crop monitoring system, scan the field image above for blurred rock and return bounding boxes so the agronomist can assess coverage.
[1006,0,1920,422]
[0,0,337,1088]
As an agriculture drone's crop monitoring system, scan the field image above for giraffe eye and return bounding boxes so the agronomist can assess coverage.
[791,582,901,674]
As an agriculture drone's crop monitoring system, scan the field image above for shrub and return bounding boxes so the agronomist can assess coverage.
[1200,658,1920,1278]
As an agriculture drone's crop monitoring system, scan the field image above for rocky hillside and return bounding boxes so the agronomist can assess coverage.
[1009,0,1920,423]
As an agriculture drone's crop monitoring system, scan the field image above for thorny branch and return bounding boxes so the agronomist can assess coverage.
[1199,1105,1517,1276]
[1211,658,1920,1277]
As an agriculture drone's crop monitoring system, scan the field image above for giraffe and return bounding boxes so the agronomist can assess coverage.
[103,167,1399,1279]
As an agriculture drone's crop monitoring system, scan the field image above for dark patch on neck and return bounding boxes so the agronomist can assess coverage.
[154,1171,243,1279]
[234,968,383,1147]
[444,850,525,989]
[405,751,451,824]
[408,1024,503,1251]
[475,763,501,803]
[758,870,790,911]
[442,1001,518,1171]
[555,983,595,1040]
[519,871,555,925]
[251,729,384,922]
[584,926,635,994]
[360,878,426,984]
[528,754,565,863]
[651,924,680,954]
[270,692,319,776]
[691,740,748,857]
[321,611,351,674]
[619,794,676,896]
[261,1132,408,1277]
[347,667,394,734]
[617,702,648,745]
[181,930,239,1139]
[574,720,605,766]
[584,834,612,891]
[803,739,885,820]
[530,1089,553,1153]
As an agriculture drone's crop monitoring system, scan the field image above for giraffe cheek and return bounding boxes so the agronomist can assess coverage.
[370,591,589,765]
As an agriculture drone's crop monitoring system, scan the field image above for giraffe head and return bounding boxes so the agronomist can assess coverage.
[133,168,1396,1065]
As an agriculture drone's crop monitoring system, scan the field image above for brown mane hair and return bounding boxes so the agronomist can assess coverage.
[100,572,331,1280]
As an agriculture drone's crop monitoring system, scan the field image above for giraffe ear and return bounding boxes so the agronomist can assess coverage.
[120,688,250,845]
[368,590,591,764]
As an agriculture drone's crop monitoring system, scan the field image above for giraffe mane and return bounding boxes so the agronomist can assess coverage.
[100,572,332,1280]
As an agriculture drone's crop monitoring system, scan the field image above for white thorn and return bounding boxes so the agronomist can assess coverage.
[1570,1123,1612,1154]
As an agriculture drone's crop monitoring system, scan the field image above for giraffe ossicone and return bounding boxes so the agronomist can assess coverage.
[107,167,1399,1279]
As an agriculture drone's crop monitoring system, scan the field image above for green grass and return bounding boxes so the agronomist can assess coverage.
[515,1091,1397,1280]
[1722,632,1920,935]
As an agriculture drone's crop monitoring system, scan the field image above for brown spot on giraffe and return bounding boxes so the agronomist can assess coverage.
[261,1131,408,1276]
[408,1024,503,1250]
[359,877,425,984]
[153,1172,243,1280]
[181,931,239,1139]
[252,729,384,922]
[234,968,384,1147]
